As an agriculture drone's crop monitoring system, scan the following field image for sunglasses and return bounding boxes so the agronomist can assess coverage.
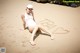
[28,8,33,10]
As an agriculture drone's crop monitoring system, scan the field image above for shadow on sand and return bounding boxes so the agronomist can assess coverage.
[33,29,51,41]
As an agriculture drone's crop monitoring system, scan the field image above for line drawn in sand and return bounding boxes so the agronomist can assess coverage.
[52,27,69,34]
[40,19,56,30]
[40,19,69,34]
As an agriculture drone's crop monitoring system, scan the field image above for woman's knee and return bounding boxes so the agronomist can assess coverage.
[38,24,43,28]
[29,28,33,33]
[29,26,39,33]
[29,29,33,33]
[35,26,39,29]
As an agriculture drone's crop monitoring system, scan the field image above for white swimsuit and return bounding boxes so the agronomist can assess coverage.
[24,13,36,28]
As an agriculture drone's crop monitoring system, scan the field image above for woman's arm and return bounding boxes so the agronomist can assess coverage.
[31,11,35,21]
[21,15,27,30]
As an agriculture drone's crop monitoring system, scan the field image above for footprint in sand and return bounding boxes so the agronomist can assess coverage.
[31,46,40,51]
[11,41,16,43]
[22,41,26,43]
[0,17,4,19]
[25,50,31,53]
[22,43,26,47]
[0,31,1,34]
[6,25,14,28]
[0,42,5,47]
[21,40,28,47]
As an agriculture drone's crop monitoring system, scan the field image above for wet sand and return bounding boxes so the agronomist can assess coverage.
[0,0,80,53]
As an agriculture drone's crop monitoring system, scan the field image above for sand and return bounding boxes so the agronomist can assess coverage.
[0,0,80,53]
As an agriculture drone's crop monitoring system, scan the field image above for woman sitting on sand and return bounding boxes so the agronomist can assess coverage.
[21,4,54,46]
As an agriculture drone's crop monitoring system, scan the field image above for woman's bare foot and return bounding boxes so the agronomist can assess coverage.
[49,33,54,40]
[50,35,54,40]
[29,41,36,46]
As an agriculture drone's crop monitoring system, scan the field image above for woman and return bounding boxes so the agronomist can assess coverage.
[21,4,54,46]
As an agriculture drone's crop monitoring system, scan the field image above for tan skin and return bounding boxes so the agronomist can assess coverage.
[21,7,54,46]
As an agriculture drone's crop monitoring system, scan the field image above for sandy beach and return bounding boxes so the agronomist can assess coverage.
[0,0,80,53]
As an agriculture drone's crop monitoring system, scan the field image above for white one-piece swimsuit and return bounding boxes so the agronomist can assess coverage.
[24,13,36,28]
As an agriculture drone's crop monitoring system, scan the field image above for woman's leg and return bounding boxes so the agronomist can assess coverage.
[29,26,39,45]
[38,25,54,40]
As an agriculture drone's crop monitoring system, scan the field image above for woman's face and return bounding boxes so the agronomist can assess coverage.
[26,8,33,13]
